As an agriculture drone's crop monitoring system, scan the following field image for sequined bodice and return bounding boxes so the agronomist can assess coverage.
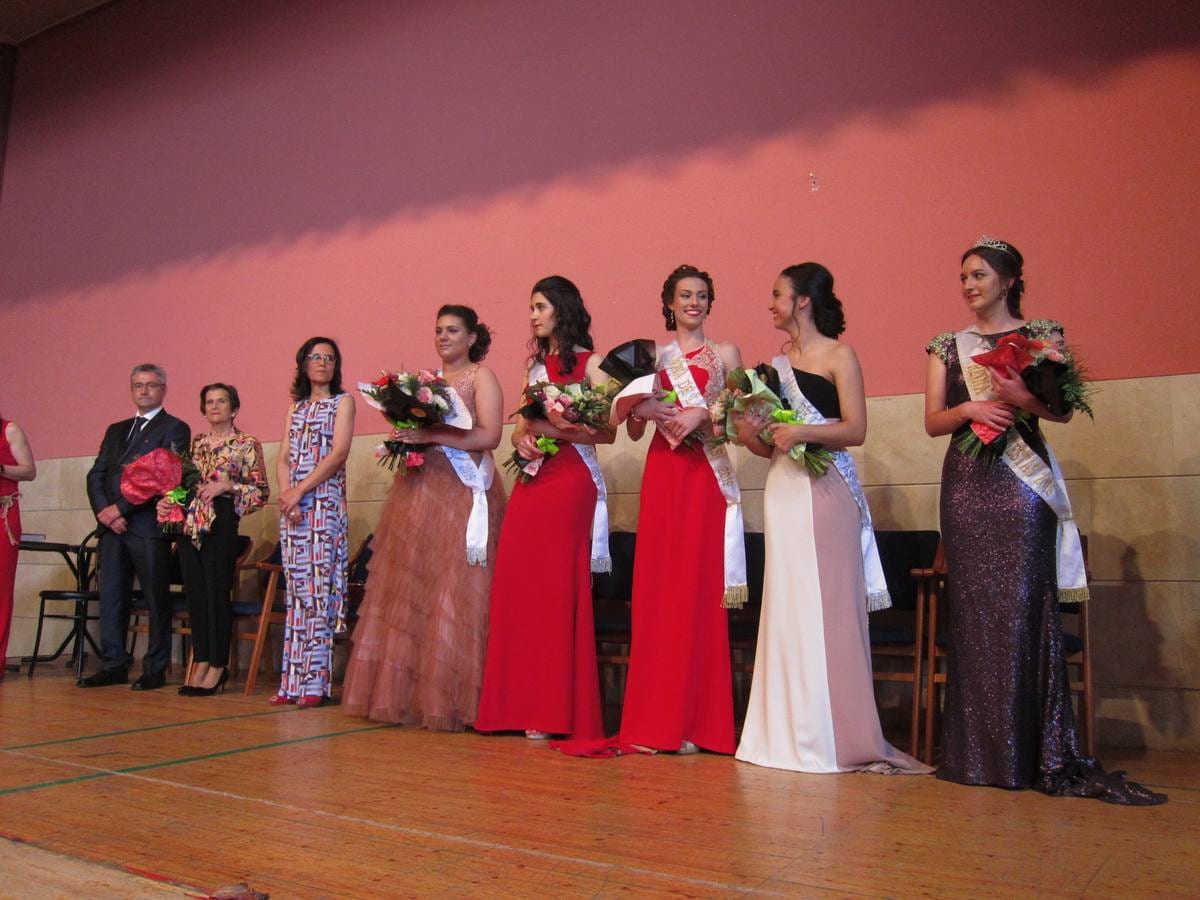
[658,341,726,406]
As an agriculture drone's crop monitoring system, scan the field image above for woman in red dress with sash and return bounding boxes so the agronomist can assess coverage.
[475,275,614,741]
[0,416,37,678]
[619,265,743,754]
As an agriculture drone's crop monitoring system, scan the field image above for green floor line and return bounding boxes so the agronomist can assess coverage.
[3,708,293,751]
[0,723,391,797]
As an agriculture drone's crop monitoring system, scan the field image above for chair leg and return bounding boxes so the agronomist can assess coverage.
[244,570,279,697]
[909,584,926,759]
[28,597,48,678]
[923,592,939,766]
[1081,604,1095,758]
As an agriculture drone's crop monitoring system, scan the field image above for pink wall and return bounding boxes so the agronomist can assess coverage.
[2,0,1198,459]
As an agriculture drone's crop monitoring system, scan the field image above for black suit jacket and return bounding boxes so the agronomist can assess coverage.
[86,410,192,539]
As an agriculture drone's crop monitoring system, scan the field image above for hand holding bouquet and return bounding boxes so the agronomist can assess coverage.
[711,366,834,476]
[959,333,1093,462]
[359,369,453,475]
[504,380,617,482]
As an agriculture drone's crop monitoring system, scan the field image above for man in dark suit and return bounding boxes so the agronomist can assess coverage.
[80,364,191,690]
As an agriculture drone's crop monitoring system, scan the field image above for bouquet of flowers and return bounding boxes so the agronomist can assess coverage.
[710,366,835,476]
[120,447,200,533]
[358,369,453,474]
[958,333,1093,463]
[598,339,706,448]
[504,379,618,482]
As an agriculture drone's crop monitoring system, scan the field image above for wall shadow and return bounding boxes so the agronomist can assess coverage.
[1,0,1198,302]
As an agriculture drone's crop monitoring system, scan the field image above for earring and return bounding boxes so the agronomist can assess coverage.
[666,309,676,329]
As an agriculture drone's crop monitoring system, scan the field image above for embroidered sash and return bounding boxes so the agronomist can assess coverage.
[436,378,496,566]
[527,361,611,573]
[660,342,748,609]
[773,358,891,612]
[955,330,1089,603]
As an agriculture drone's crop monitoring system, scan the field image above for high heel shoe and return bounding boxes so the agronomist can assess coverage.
[269,692,296,706]
[296,695,323,709]
[188,668,229,697]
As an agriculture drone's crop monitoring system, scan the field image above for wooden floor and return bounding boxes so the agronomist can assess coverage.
[1,669,1197,899]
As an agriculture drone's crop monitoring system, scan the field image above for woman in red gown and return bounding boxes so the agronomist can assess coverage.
[474,275,614,741]
[0,415,37,679]
[619,265,743,754]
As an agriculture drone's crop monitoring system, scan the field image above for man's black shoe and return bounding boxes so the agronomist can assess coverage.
[131,672,167,691]
[77,667,128,688]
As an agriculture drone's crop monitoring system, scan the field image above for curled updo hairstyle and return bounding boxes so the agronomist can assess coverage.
[962,239,1024,317]
[779,262,845,337]
[199,382,241,415]
[660,264,715,330]
[437,304,493,362]
[291,335,344,401]
[528,275,594,375]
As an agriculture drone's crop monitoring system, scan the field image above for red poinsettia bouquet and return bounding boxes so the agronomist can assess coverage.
[503,380,617,482]
[120,447,201,533]
[359,369,453,475]
[959,333,1093,462]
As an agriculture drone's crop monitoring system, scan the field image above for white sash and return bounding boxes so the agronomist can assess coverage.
[773,357,891,612]
[436,378,495,567]
[954,330,1089,603]
[659,342,748,609]
[527,361,611,573]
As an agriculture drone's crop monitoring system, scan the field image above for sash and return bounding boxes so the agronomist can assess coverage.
[773,357,891,612]
[659,342,748,609]
[527,361,611,573]
[437,378,495,566]
[955,330,1089,603]
[0,493,19,546]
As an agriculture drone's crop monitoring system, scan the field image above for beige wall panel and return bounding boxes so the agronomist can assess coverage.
[18,508,104,544]
[1181,580,1200,691]
[860,393,945,487]
[606,492,641,533]
[1088,475,1200,582]
[863,484,941,532]
[1050,376,1173,480]
[598,431,648,495]
[1096,686,1200,752]
[1089,581,1190,691]
[16,455,92,511]
[1170,374,1200,476]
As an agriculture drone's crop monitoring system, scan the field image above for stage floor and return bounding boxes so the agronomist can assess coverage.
[1,670,1196,898]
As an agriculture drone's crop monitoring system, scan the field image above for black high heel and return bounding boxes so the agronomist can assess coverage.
[188,668,229,697]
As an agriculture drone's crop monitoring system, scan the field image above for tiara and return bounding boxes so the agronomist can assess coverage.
[973,234,1015,257]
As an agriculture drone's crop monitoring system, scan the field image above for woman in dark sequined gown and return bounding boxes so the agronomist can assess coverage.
[923,237,1164,805]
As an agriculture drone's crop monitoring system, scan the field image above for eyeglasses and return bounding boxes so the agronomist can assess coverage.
[132,382,164,391]
[306,353,336,364]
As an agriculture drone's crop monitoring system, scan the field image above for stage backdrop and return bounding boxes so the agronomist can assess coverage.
[1,1,1198,749]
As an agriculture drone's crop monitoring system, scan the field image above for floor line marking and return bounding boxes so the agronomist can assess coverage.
[3,708,294,751]
[0,724,390,796]
[1,747,793,896]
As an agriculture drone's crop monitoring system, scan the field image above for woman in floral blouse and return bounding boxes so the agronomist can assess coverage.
[163,383,268,696]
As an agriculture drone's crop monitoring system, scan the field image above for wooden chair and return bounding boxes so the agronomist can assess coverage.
[240,535,373,696]
[923,535,1094,765]
[868,530,942,759]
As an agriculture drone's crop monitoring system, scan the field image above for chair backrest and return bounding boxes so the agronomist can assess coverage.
[874,530,941,611]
